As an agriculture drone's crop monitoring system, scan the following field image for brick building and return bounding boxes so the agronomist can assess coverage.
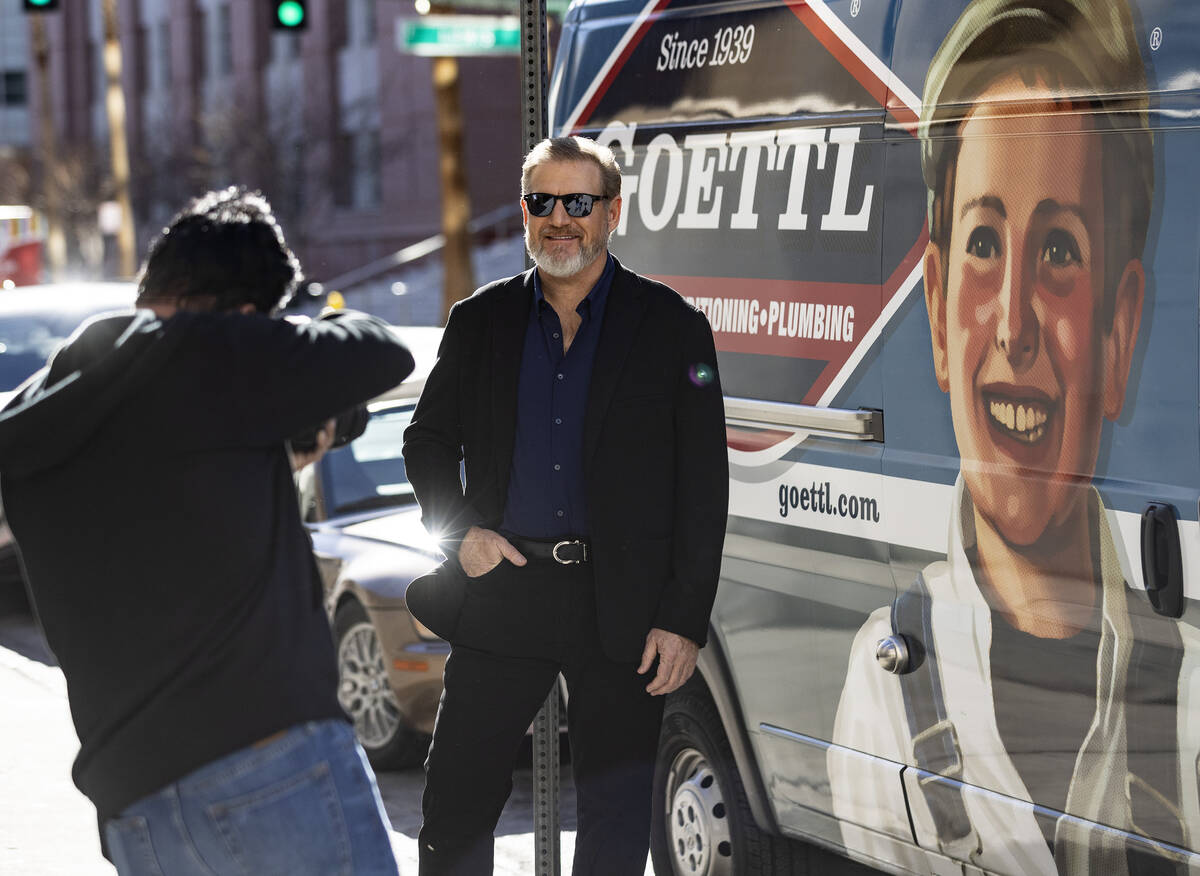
[16,0,523,309]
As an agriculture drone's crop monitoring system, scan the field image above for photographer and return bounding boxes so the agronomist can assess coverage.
[0,188,411,875]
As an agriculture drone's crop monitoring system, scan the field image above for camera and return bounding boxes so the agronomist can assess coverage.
[289,404,368,453]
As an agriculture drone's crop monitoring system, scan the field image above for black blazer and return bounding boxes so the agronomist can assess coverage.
[402,257,729,661]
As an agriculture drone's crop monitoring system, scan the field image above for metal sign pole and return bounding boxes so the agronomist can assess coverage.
[520,0,559,872]
[532,686,560,876]
[520,0,548,152]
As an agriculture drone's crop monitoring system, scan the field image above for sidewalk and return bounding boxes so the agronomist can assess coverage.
[0,628,620,875]
[0,641,111,875]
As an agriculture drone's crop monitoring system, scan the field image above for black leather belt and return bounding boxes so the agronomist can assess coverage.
[506,535,591,565]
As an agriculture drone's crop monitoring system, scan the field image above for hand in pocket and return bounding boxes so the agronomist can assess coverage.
[459,527,527,578]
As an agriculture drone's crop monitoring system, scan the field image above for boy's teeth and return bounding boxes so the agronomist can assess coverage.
[988,398,1048,443]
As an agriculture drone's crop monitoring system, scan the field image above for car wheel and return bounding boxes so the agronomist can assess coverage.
[333,599,428,770]
[651,692,796,876]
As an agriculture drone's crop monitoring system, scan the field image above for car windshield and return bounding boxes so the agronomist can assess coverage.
[320,404,415,516]
[0,313,95,390]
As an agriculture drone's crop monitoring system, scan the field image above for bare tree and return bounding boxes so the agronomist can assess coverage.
[0,151,32,206]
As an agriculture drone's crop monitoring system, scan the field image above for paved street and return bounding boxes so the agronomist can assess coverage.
[0,588,625,876]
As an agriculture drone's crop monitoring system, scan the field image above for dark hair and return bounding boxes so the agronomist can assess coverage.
[920,0,1153,328]
[136,187,302,313]
[521,137,622,200]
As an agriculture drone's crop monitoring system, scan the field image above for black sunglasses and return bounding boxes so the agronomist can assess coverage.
[523,192,609,218]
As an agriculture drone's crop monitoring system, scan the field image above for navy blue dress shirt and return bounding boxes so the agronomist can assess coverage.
[501,256,614,538]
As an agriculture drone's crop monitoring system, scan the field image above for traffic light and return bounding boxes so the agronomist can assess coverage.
[23,0,60,11]
[272,0,307,30]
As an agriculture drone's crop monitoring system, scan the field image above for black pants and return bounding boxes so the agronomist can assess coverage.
[418,558,665,875]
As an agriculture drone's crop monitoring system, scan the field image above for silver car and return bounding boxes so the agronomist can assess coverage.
[300,326,452,768]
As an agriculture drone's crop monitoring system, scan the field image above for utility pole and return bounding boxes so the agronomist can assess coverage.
[432,53,475,323]
[101,0,136,277]
[30,14,66,279]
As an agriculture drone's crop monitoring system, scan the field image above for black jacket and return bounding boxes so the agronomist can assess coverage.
[0,307,413,820]
[403,258,728,661]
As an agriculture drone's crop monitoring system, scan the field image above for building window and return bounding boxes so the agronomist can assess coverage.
[86,41,97,107]
[360,129,381,208]
[135,26,149,96]
[287,138,306,203]
[340,129,382,210]
[334,131,381,209]
[158,21,172,90]
[193,7,207,82]
[333,133,353,207]
[363,0,377,44]
[347,0,377,46]
[2,72,27,107]
[215,4,232,76]
[271,31,301,63]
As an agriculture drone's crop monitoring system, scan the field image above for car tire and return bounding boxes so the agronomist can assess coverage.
[651,690,798,876]
[333,599,429,770]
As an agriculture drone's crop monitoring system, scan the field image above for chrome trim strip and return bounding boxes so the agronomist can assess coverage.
[724,397,883,441]
[759,723,831,747]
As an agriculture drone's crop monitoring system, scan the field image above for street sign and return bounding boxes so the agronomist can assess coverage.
[398,15,520,57]
[405,0,571,13]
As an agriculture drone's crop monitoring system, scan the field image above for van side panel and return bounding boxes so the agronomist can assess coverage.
[549,0,1200,873]
[863,0,1200,872]
[555,0,918,854]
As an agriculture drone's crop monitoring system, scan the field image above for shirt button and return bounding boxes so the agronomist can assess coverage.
[556,373,564,380]
[556,510,565,518]
[553,332,560,339]
[554,464,561,471]
[555,417,562,425]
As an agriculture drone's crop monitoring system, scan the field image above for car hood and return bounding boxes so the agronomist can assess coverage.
[315,505,444,560]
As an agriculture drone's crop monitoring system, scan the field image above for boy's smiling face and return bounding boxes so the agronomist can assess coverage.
[925,76,1142,550]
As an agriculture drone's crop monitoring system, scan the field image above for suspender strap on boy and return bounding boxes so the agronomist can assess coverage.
[893,575,981,860]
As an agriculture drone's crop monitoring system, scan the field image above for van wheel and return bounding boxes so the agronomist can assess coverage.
[334,599,428,770]
[651,692,793,875]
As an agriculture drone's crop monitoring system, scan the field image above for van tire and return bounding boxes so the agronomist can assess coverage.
[651,691,795,875]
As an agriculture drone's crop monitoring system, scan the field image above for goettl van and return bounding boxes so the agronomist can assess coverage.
[548,0,1200,873]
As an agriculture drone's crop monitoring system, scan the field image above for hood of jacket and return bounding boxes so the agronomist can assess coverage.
[0,309,188,478]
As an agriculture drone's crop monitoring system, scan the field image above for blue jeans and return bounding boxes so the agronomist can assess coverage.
[103,720,398,876]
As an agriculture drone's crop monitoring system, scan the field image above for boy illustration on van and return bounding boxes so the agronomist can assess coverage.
[830,1,1200,873]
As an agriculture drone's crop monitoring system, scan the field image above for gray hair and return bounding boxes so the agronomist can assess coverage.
[521,137,622,200]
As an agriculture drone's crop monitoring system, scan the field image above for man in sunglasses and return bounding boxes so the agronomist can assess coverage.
[403,136,728,874]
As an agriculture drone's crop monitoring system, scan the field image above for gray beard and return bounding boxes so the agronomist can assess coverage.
[526,228,608,278]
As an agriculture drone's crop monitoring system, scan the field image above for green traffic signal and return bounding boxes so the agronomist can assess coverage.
[23,0,60,11]
[274,1,306,29]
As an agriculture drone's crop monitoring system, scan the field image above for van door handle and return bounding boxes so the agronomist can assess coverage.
[1141,502,1184,618]
[875,635,911,674]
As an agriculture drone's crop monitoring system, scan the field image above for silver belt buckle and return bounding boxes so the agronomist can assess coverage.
[552,539,587,564]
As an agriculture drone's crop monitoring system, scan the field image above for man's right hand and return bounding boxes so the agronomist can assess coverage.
[459,527,527,578]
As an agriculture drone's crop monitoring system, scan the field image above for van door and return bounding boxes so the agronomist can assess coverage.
[553,0,923,859]
[855,1,1200,872]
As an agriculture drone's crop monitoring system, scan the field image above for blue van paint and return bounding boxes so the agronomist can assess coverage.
[550,1,1200,872]
[554,0,1200,516]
